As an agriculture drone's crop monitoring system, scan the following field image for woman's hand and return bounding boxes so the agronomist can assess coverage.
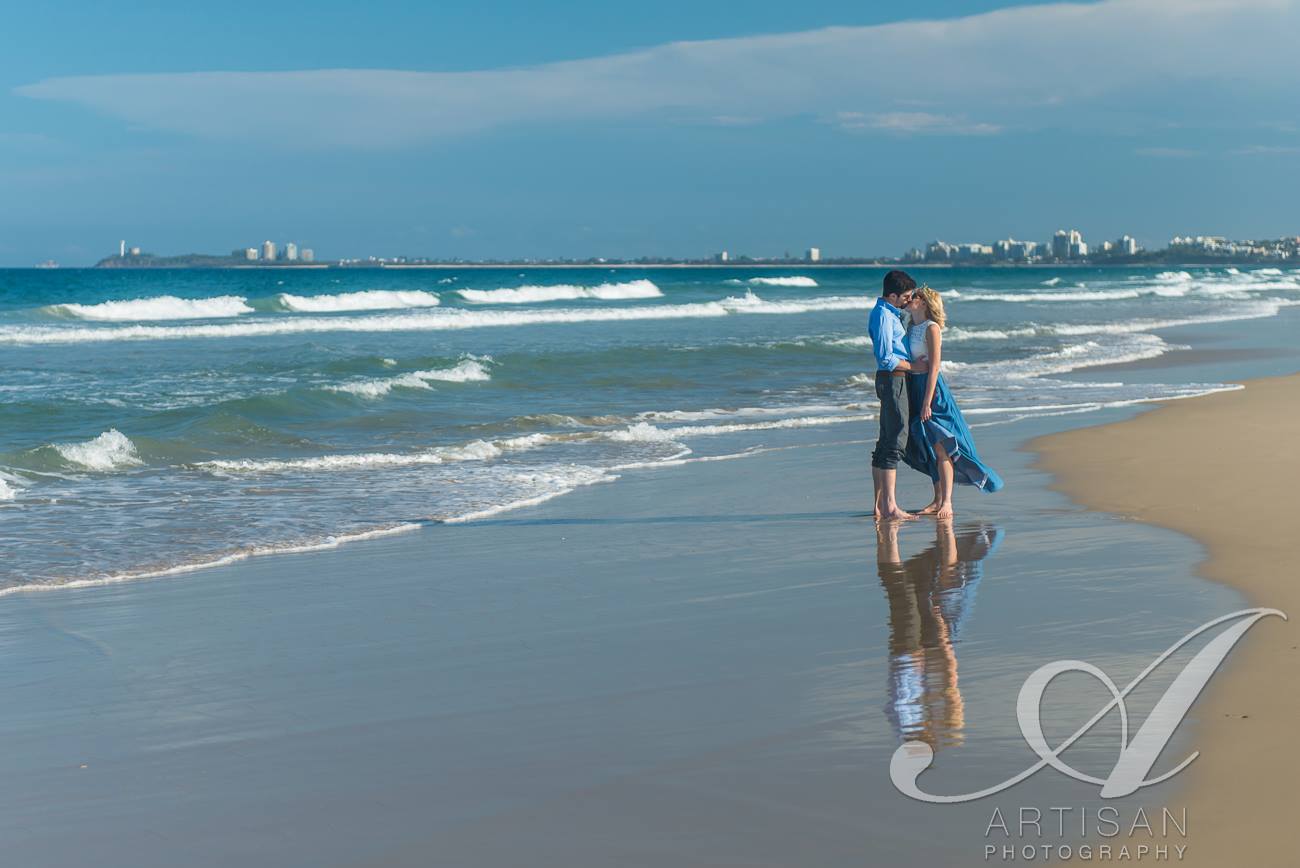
[920,403,932,422]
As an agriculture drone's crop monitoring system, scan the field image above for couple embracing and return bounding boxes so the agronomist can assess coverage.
[869,270,1003,520]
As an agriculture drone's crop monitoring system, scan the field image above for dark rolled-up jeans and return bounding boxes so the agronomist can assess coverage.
[871,370,910,470]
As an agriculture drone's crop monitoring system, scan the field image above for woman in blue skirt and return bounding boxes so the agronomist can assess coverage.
[902,286,1003,517]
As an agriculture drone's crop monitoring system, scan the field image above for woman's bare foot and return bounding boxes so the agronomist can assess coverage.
[934,503,954,520]
[914,502,940,515]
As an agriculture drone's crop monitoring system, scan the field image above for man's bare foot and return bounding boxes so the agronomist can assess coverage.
[877,507,915,521]
[934,504,953,520]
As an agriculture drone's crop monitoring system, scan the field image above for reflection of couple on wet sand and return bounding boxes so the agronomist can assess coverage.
[869,269,1003,520]
[877,520,1003,750]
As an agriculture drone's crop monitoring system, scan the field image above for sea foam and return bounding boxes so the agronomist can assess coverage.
[276,290,442,312]
[0,293,874,345]
[328,358,493,398]
[457,279,662,304]
[45,295,254,321]
[53,429,142,471]
[747,276,818,287]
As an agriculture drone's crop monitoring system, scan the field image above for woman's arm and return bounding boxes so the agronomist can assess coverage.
[921,323,942,422]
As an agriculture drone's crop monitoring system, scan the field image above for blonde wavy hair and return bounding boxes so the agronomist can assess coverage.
[913,285,947,329]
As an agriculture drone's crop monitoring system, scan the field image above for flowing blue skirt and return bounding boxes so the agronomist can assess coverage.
[904,373,1003,493]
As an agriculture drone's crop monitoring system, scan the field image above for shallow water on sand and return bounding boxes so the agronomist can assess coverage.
[2,264,1295,589]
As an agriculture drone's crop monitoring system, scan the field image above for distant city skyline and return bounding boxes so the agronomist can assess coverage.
[81,225,1300,269]
[3,0,1300,265]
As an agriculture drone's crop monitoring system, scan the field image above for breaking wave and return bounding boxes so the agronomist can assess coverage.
[747,276,818,287]
[53,429,142,471]
[45,295,254,321]
[457,279,662,304]
[327,358,493,398]
[0,293,874,345]
[276,290,442,312]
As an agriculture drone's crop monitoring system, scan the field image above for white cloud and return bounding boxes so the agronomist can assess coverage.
[1135,147,1201,158]
[14,0,1300,149]
[1231,144,1300,155]
[838,111,1002,135]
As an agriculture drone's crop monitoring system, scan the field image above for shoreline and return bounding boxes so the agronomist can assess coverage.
[1030,374,1299,867]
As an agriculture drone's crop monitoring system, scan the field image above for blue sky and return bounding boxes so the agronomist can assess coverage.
[3,0,1299,265]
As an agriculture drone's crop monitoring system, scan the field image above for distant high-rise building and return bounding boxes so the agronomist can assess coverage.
[1119,235,1139,256]
[262,240,277,262]
[1052,230,1070,260]
[1051,229,1086,259]
[129,246,141,256]
[805,247,821,262]
[958,243,993,258]
[926,240,957,261]
[285,242,298,261]
[119,240,126,257]
[1069,230,1087,259]
[994,238,1038,261]
[715,251,730,262]
[301,248,315,263]
[245,247,259,261]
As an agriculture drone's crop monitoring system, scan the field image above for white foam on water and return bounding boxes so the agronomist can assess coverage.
[276,290,442,312]
[440,466,618,523]
[0,293,875,345]
[1049,300,1299,336]
[941,299,1299,344]
[0,475,19,501]
[717,290,869,314]
[457,279,662,304]
[53,429,143,471]
[637,403,851,423]
[45,295,254,321]
[967,384,1244,428]
[327,358,493,398]
[952,289,1147,302]
[603,412,874,443]
[196,427,554,474]
[943,334,1172,379]
[1041,277,1062,286]
[601,421,687,443]
[0,522,427,598]
[746,276,818,287]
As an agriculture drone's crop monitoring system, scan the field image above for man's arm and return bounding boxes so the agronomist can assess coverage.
[869,310,911,371]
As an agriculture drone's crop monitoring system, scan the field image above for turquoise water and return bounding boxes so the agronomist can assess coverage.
[1,264,1296,588]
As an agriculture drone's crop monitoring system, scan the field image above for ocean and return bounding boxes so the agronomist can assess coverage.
[1,264,1295,590]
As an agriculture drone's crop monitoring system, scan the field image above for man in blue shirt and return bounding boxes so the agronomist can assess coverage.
[869,270,917,519]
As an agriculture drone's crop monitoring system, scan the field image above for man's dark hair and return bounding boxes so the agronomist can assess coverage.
[882,270,917,298]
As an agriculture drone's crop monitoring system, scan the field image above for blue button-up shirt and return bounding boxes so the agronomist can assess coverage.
[868,297,911,372]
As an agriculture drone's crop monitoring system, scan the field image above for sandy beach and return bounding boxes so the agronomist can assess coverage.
[1033,374,1300,866]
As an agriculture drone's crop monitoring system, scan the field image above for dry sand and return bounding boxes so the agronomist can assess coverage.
[1032,374,1300,866]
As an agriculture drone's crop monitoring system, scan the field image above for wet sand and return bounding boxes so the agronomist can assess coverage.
[1032,374,1300,866]
[0,419,1236,867]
